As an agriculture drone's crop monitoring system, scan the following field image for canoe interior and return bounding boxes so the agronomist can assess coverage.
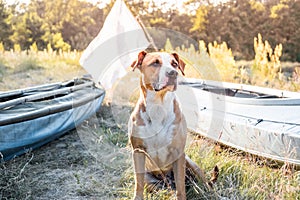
[180,82,285,99]
[0,79,83,103]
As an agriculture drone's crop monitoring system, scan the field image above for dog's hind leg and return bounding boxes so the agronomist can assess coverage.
[185,155,219,190]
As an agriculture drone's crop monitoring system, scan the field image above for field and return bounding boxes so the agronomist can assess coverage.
[0,48,300,199]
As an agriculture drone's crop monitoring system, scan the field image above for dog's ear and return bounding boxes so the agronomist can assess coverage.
[172,53,186,76]
[131,51,147,71]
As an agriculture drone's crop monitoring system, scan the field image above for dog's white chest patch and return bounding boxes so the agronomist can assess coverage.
[146,104,166,128]
[136,92,179,169]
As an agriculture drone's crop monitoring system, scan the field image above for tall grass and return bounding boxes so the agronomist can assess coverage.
[169,34,300,92]
[0,48,84,91]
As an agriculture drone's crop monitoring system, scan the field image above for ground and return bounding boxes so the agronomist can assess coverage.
[0,104,129,199]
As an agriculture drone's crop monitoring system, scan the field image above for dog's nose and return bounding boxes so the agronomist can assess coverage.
[166,70,178,78]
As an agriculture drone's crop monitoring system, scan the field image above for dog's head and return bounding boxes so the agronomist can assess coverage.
[131,51,186,92]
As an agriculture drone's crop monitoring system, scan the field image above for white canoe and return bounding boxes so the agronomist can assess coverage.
[177,78,300,165]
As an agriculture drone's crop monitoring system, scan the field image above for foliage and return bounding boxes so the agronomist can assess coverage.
[253,33,282,78]
[249,0,265,12]
[190,5,209,33]
[0,42,4,53]
[29,42,38,53]
[0,0,11,49]
[52,33,71,52]
[164,38,174,51]
[166,39,236,82]
[190,0,300,61]
[270,1,289,18]
[208,41,237,81]
[0,0,103,51]
[0,0,299,61]
[165,33,300,91]
[13,43,21,53]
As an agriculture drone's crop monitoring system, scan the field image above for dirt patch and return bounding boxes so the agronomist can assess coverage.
[0,104,132,200]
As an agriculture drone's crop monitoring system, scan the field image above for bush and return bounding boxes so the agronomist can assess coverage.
[253,33,282,79]
[208,41,237,81]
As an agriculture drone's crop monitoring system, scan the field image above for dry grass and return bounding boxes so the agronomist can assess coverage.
[0,50,85,91]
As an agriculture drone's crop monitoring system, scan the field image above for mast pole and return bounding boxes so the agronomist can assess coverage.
[136,15,158,51]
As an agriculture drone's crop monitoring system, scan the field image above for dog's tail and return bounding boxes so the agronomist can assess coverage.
[185,155,219,190]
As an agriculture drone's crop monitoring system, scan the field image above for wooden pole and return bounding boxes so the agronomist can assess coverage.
[136,15,158,51]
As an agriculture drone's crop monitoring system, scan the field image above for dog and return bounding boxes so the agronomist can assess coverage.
[128,51,218,200]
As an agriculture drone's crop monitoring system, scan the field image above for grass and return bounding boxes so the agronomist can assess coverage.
[0,50,85,91]
[186,136,300,199]
[0,47,299,199]
[172,39,300,92]
[86,123,300,199]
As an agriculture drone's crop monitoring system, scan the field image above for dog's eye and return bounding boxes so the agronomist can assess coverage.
[171,61,178,68]
[151,59,161,67]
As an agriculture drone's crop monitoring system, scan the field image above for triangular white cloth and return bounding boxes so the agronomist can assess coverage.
[80,0,150,89]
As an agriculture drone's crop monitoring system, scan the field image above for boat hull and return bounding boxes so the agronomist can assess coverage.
[0,78,105,161]
[177,78,300,165]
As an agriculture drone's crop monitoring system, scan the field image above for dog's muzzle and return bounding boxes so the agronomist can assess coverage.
[153,69,178,92]
[166,70,178,78]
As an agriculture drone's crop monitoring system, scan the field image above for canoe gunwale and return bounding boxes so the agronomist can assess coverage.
[0,81,94,110]
[0,90,105,126]
[179,78,300,106]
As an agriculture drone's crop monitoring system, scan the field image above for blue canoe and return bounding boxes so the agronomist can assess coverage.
[0,78,105,161]
[178,78,300,166]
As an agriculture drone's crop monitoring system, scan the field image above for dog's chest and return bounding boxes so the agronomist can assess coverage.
[139,103,175,148]
[136,93,181,169]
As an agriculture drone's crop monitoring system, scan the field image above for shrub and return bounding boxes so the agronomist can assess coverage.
[208,41,237,81]
[165,39,236,81]
[0,42,4,53]
[253,33,282,79]
[13,44,21,53]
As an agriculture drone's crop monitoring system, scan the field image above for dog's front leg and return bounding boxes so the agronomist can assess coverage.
[173,153,186,200]
[133,150,145,200]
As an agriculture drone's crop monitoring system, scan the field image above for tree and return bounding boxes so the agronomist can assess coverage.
[0,0,12,49]
[16,0,103,51]
[61,0,103,50]
[269,0,300,61]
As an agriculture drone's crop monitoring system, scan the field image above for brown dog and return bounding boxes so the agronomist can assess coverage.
[128,51,217,200]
